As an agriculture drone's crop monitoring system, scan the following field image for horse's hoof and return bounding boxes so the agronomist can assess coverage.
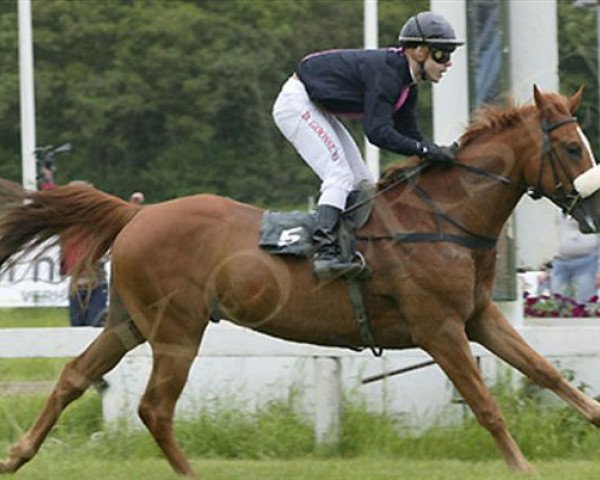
[590,410,600,428]
[0,459,13,474]
[514,461,537,475]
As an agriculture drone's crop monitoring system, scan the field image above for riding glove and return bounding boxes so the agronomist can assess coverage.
[418,141,455,163]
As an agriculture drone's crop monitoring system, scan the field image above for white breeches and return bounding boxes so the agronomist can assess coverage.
[272,76,374,210]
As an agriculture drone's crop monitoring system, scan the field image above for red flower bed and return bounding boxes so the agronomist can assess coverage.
[523,292,600,318]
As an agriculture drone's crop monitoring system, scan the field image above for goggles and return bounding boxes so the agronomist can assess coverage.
[430,47,452,64]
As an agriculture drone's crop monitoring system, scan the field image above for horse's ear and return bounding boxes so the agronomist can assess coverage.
[533,84,546,111]
[568,85,585,114]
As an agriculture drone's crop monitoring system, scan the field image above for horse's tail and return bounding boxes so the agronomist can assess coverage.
[0,179,142,283]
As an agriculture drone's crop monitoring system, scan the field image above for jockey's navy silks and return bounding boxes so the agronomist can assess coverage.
[296,48,423,155]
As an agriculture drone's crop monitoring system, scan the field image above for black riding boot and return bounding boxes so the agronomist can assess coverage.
[312,205,364,279]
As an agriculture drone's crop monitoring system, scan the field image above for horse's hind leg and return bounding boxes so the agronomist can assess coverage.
[416,319,536,474]
[138,343,202,477]
[0,290,144,474]
[468,302,600,426]
[135,302,208,478]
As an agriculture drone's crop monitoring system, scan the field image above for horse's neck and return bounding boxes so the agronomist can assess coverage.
[389,136,527,239]
[449,132,528,236]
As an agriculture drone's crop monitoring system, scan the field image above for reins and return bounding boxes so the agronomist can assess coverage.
[350,160,500,249]
[347,115,582,250]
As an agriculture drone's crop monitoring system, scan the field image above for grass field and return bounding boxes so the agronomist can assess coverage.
[2,389,600,480]
[0,308,70,382]
[9,457,600,480]
[0,307,68,328]
[2,310,600,478]
[0,357,70,381]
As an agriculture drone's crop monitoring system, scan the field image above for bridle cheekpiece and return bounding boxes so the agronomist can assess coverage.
[527,115,580,214]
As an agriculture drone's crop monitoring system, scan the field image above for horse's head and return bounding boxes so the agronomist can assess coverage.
[526,85,600,233]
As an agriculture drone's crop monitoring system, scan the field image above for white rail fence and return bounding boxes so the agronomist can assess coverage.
[2,319,600,444]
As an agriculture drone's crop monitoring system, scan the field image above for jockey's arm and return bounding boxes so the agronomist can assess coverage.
[362,98,423,156]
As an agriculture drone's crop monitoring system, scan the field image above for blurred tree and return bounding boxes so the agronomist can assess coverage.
[0,2,20,182]
[7,0,593,207]
[557,0,598,156]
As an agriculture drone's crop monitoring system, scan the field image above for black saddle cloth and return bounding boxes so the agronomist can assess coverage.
[259,210,316,257]
[259,188,374,257]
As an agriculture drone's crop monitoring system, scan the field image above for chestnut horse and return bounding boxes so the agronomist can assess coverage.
[2,85,600,477]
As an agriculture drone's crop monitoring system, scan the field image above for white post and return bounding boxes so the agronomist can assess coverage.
[363,0,380,180]
[430,0,469,144]
[597,4,600,151]
[18,0,37,191]
[509,0,559,270]
[313,357,342,447]
[508,0,559,101]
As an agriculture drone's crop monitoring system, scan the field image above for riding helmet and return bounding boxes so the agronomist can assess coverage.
[398,11,464,49]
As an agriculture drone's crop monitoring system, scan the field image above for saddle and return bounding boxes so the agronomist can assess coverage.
[259,188,373,261]
[259,188,382,356]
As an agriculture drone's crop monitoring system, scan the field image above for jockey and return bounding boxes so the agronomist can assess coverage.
[272,11,464,279]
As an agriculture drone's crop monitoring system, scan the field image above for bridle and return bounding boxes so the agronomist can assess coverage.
[350,115,585,249]
[527,116,580,214]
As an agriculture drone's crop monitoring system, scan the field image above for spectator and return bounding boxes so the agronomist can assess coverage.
[38,166,56,191]
[129,191,145,204]
[550,212,600,303]
[60,235,108,327]
[60,181,108,328]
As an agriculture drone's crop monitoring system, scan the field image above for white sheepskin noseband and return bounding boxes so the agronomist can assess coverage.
[574,165,600,198]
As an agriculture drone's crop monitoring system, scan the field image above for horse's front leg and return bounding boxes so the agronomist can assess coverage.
[414,318,536,474]
[467,302,600,426]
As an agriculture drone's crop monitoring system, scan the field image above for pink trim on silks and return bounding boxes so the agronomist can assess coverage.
[388,47,410,112]
[388,46,405,55]
[305,47,404,62]
[301,49,343,62]
[393,86,410,112]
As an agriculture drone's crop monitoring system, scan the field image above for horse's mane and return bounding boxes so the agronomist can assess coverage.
[459,98,536,146]
[379,97,538,188]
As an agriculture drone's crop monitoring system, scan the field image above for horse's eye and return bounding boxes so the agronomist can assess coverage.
[565,143,582,160]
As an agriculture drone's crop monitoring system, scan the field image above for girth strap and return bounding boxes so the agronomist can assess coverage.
[356,182,498,250]
[338,215,382,357]
[346,277,383,357]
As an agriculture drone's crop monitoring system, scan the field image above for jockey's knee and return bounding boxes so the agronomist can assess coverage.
[319,184,352,210]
